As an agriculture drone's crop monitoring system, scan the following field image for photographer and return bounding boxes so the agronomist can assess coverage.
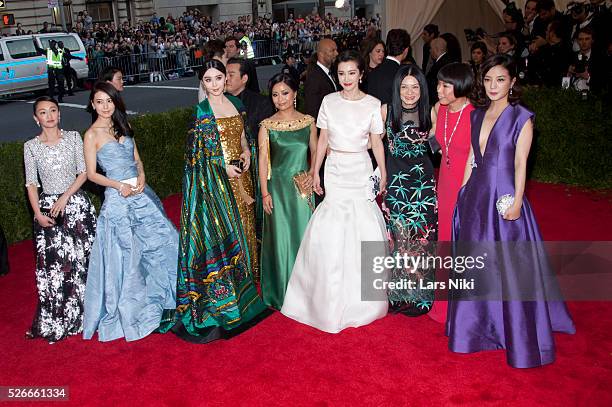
[567,1,595,52]
[567,27,606,93]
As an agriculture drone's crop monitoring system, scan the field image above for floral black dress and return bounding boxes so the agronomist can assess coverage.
[383,106,437,316]
[24,130,97,342]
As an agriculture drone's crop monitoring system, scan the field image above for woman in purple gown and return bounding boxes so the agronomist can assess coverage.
[447,54,575,368]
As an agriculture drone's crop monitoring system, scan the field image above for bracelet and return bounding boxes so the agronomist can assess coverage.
[262,193,271,199]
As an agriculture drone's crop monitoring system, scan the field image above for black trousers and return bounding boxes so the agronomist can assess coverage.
[47,68,65,99]
[0,225,8,275]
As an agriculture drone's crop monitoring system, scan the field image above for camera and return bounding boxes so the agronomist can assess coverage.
[574,54,587,74]
[567,1,591,15]
[464,27,487,42]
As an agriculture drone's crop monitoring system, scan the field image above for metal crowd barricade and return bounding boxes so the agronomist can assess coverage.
[84,31,366,83]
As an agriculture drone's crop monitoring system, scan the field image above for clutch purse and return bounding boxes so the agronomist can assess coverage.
[40,209,64,226]
[293,171,315,211]
[427,134,441,154]
[367,167,381,202]
[496,194,515,216]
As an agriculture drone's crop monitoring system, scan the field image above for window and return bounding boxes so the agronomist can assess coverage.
[6,39,38,59]
[40,35,80,52]
[86,1,114,23]
[0,45,4,61]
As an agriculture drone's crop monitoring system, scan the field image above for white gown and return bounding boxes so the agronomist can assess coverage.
[281,92,389,333]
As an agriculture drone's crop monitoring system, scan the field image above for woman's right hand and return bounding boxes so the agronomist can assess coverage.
[117,183,133,198]
[226,165,242,178]
[263,194,273,215]
[35,213,55,228]
[313,173,324,196]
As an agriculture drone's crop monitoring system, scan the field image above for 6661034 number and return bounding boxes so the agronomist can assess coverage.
[0,386,69,400]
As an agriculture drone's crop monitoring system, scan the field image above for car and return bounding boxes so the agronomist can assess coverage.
[0,32,88,97]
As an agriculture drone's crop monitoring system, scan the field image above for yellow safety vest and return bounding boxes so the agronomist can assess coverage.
[239,35,254,59]
[46,49,64,69]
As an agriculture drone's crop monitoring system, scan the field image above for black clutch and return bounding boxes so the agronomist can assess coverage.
[428,134,441,154]
[40,209,64,226]
[229,159,244,171]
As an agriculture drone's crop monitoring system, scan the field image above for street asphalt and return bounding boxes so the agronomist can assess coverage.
[0,65,282,143]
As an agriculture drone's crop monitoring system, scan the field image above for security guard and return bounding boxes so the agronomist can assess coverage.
[58,41,84,96]
[237,29,254,59]
[33,37,65,102]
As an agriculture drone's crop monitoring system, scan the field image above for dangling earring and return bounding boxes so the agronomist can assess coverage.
[293,97,297,109]
[359,78,362,84]
[35,120,40,127]
[510,87,513,96]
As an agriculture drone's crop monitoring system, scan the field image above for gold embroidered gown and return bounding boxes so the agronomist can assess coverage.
[217,115,258,275]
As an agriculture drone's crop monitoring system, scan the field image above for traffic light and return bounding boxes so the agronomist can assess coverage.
[2,13,14,26]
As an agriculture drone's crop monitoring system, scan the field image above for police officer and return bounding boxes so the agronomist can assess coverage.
[281,51,300,84]
[58,41,84,96]
[33,37,65,102]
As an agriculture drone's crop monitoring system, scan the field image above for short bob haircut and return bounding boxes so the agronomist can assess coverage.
[98,66,123,83]
[437,62,474,98]
[472,54,522,107]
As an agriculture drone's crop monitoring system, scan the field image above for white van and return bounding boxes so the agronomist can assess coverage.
[0,32,88,97]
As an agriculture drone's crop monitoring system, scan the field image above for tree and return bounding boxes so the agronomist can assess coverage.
[318,0,325,18]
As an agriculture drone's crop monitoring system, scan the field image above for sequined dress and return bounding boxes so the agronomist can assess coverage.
[170,99,266,343]
[217,115,258,275]
[23,130,97,342]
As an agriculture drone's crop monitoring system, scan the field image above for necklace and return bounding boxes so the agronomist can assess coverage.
[401,105,418,114]
[443,101,468,167]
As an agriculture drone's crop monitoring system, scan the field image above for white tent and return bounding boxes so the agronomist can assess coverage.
[383,0,575,66]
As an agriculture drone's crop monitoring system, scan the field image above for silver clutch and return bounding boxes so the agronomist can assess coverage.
[496,194,515,216]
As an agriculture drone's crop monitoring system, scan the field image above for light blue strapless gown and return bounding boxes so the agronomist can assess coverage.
[83,137,178,342]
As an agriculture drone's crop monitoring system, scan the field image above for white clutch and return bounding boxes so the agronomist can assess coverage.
[367,167,381,202]
[121,177,138,191]
[496,194,514,216]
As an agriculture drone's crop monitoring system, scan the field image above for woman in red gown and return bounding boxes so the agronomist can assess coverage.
[429,63,475,323]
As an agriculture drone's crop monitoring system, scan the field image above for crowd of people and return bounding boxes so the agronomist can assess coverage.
[456,0,611,93]
[20,0,585,368]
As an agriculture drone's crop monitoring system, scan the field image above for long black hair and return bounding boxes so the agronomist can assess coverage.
[89,81,133,140]
[389,64,431,133]
[472,54,522,107]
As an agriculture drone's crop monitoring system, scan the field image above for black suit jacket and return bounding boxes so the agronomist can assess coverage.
[365,58,401,105]
[236,89,274,145]
[427,53,454,105]
[304,64,337,120]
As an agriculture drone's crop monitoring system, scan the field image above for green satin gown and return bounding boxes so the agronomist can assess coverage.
[260,115,315,309]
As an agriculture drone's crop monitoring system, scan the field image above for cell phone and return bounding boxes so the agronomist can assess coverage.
[229,159,243,171]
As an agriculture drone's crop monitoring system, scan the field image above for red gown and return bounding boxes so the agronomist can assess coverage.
[429,102,474,323]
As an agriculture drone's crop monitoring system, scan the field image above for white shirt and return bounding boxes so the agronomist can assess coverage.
[317,92,384,152]
[317,61,337,90]
[386,55,401,65]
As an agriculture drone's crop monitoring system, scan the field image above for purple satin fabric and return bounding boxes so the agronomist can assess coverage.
[447,104,575,368]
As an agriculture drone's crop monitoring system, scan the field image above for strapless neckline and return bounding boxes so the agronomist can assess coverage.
[98,137,132,153]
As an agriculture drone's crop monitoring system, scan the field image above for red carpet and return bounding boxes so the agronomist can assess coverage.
[1,181,611,406]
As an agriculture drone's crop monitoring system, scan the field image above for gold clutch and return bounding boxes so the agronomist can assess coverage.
[293,171,315,211]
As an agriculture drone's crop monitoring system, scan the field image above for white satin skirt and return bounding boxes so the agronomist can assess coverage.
[281,150,389,333]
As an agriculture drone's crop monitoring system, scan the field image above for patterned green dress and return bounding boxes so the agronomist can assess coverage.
[383,106,438,316]
[162,97,267,342]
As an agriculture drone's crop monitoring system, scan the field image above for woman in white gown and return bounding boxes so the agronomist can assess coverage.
[281,50,389,333]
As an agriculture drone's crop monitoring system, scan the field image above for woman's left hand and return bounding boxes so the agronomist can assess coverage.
[503,202,522,221]
[378,172,387,196]
[50,195,69,218]
[135,173,146,194]
[240,150,251,171]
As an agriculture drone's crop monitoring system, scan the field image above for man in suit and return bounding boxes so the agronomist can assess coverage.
[304,38,338,205]
[225,36,260,93]
[568,27,606,94]
[304,38,338,119]
[421,24,439,74]
[426,37,453,105]
[365,28,411,105]
[225,57,274,145]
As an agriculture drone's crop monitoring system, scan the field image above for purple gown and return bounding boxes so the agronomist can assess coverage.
[447,104,575,368]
